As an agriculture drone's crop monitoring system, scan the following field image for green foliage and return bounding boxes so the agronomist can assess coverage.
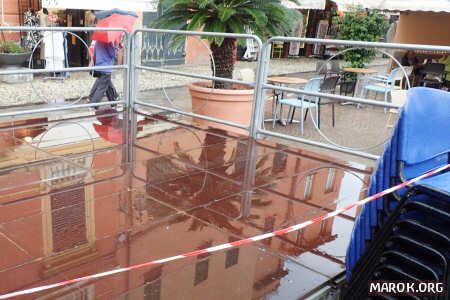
[334,8,388,71]
[0,41,25,54]
[152,0,301,87]
[152,0,301,48]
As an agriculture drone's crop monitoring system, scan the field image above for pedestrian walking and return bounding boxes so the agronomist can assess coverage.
[89,41,119,110]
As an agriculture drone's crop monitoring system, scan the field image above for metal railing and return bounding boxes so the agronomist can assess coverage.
[0,27,131,116]
[252,37,450,160]
[1,26,449,162]
[130,29,263,131]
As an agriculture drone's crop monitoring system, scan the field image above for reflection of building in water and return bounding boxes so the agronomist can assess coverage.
[137,129,370,298]
[0,122,371,299]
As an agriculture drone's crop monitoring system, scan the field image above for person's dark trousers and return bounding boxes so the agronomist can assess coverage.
[89,72,116,109]
[106,84,119,108]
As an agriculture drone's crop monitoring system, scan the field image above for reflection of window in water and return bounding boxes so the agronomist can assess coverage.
[225,248,239,268]
[51,184,87,252]
[144,266,162,300]
[42,158,96,276]
[43,284,94,300]
[194,259,209,286]
[325,168,335,193]
[303,175,313,200]
[262,216,276,246]
[320,218,333,237]
[272,150,287,174]
[144,281,161,300]
[234,142,248,174]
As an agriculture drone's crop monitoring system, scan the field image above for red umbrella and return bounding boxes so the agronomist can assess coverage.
[93,123,123,144]
[92,13,137,43]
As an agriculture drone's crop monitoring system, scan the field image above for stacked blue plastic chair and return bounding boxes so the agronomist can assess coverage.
[395,88,450,196]
[342,186,450,299]
[346,87,450,281]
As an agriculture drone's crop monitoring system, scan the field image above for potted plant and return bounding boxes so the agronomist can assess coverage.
[152,0,300,134]
[0,40,31,68]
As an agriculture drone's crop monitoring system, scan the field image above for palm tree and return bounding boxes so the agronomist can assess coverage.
[152,0,301,89]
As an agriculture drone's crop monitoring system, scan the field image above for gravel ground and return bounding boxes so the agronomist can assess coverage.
[0,57,388,107]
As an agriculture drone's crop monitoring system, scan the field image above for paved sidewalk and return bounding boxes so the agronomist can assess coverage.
[0,56,392,163]
[0,57,388,107]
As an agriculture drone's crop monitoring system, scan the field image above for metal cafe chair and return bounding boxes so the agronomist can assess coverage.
[360,67,401,113]
[315,61,328,75]
[329,60,341,75]
[271,41,284,59]
[420,63,445,89]
[271,77,322,136]
[316,75,340,128]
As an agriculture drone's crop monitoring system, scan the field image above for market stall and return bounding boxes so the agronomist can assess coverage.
[281,0,339,58]
[40,0,156,66]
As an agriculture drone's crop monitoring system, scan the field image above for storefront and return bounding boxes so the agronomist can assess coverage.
[37,0,157,67]
[280,0,339,58]
[334,0,450,85]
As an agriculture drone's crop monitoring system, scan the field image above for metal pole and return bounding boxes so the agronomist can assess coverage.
[129,33,140,168]
[0,100,125,118]
[136,65,254,87]
[250,44,271,138]
[258,129,379,160]
[261,84,403,108]
[0,65,125,75]
[249,36,264,138]
[265,36,450,53]
[122,33,131,167]
[241,138,258,219]
[134,100,249,130]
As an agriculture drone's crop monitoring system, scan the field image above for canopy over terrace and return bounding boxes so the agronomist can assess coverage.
[282,0,326,10]
[335,0,450,62]
[334,0,450,12]
[41,0,158,12]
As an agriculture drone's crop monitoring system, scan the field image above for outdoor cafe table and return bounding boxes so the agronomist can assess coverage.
[267,76,308,125]
[342,67,378,96]
[342,67,378,106]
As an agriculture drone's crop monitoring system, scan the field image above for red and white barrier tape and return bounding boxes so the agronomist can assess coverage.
[1,164,448,299]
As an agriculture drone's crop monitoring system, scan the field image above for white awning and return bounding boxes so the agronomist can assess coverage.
[282,0,326,10]
[42,0,158,12]
[334,0,450,13]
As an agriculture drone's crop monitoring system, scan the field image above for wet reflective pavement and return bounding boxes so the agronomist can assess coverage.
[0,110,373,299]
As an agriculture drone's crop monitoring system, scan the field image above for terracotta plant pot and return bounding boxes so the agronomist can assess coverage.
[188,81,254,135]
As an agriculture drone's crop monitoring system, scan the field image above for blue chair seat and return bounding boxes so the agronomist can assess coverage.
[278,97,317,109]
[346,87,450,281]
[360,68,401,113]
[415,172,450,196]
[272,77,323,136]
[361,84,389,93]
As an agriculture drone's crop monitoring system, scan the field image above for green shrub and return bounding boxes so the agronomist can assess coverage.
[0,41,26,54]
[334,7,388,79]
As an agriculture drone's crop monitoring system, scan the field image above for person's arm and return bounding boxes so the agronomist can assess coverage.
[107,42,119,59]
